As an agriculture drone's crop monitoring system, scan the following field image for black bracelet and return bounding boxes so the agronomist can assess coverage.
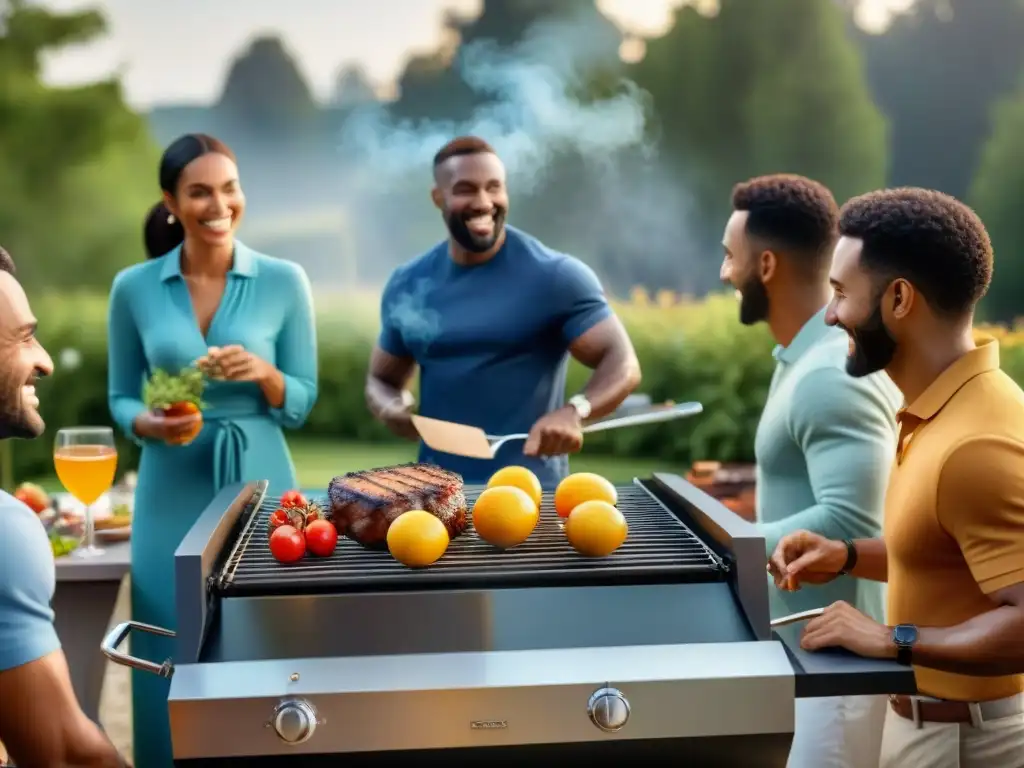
[839,539,858,575]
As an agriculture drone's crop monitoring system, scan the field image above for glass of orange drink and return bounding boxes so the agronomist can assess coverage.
[54,426,118,558]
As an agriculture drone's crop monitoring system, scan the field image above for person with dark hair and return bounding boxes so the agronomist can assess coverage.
[721,175,902,768]
[365,135,641,486]
[769,188,1024,767]
[142,202,182,259]
[0,248,129,766]
[107,133,318,765]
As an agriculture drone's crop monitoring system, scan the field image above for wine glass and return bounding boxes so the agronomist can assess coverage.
[54,427,118,559]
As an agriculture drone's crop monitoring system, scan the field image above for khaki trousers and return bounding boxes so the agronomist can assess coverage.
[879,700,1024,768]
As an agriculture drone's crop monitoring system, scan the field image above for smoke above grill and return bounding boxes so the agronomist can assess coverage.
[337,9,652,193]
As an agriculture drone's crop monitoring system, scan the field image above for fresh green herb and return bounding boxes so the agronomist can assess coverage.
[142,366,208,411]
[49,530,79,557]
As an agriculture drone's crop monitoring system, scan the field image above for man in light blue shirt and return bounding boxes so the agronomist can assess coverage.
[0,246,126,766]
[721,177,902,768]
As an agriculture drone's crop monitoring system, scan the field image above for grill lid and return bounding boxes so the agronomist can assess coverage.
[215,481,726,596]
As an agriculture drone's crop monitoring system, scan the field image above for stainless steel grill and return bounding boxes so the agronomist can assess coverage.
[216,482,726,595]
[101,472,917,766]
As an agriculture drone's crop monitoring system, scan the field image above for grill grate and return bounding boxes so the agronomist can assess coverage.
[215,482,725,596]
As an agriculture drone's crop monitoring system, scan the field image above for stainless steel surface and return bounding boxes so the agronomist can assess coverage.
[770,608,826,629]
[270,699,320,745]
[651,473,773,641]
[167,641,795,759]
[587,687,630,732]
[200,581,753,663]
[215,482,724,595]
[101,620,176,678]
[484,401,703,455]
[158,470,917,762]
[175,480,268,663]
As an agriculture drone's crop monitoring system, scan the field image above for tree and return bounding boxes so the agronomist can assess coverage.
[632,0,887,267]
[332,65,376,107]
[856,0,1024,196]
[968,83,1024,323]
[0,0,158,291]
[216,35,317,141]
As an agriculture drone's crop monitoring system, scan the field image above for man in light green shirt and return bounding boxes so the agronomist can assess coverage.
[721,175,902,768]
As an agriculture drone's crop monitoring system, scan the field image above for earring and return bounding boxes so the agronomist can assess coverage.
[167,214,176,225]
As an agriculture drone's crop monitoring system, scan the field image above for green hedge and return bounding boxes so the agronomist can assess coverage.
[12,291,1024,485]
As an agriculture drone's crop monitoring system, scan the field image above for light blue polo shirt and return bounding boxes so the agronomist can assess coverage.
[0,490,61,671]
[755,308,902,623]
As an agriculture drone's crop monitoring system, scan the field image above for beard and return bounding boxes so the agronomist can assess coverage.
[445,206,507,253]
[842,303,897,378]
[737,273,770,326]
[0,368,43,440]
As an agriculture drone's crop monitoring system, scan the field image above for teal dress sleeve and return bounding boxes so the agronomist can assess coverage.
[269,264,318,429]
[107,270,148,443]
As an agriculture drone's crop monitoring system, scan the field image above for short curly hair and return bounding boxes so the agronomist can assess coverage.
[838,188,993,317]
[731,174,839,270]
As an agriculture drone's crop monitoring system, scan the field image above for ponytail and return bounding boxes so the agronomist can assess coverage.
[143,202,185,260]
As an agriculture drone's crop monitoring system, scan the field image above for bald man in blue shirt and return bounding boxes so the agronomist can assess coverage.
[365,137,641,486]
[0,246,126,767]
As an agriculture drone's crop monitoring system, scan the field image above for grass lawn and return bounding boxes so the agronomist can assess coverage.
[28,437,688,493]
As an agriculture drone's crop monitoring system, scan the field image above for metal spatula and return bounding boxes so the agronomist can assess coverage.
[411,401,704,460]
[770,607,825,629]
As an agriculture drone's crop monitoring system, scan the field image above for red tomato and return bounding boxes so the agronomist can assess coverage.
[304,519,338,558]
[268,509,289,530]
[279,490,307,509]
[269,525,306,563]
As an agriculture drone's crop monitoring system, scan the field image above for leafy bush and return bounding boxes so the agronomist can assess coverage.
[12,289,1024,484]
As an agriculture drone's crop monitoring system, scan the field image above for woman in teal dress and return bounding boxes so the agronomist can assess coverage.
[108,133,318,766]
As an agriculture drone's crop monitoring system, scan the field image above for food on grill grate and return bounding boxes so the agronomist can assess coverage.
[564,500,628,557]
[327,463,468,550]
[471,486,539,549]
[554,472,618,518]
[268,499,324,534]
[386,510,450,567]
[486,465,543,507]
[269,524,306,563]
[279,489,308,509]
[304,518,339,557]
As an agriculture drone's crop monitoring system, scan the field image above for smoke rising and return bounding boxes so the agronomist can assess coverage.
[338,10,652,191]
[325,7,703,296]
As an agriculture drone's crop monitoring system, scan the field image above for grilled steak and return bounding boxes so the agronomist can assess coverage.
[327,463,467,550]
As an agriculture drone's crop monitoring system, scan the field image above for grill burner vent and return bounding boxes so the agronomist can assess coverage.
[216,482,725,596]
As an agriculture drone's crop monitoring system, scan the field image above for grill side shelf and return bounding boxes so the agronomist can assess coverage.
[213,480,727,596]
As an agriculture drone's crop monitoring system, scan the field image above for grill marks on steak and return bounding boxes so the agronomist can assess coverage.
[327,464,468,550]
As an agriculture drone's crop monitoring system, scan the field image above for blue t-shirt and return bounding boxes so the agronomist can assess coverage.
[379,226,612,487]
[0,491,61,672]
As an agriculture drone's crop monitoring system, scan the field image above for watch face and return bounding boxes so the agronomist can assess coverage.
[893,624,918,646]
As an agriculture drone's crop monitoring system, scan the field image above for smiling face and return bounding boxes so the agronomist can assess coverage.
[825,236,898,378]
[432,151,509,253]
[0,271,54,439]
[163,152,245,249]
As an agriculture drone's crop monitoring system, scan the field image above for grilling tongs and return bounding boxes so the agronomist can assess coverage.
[411,401,704,460]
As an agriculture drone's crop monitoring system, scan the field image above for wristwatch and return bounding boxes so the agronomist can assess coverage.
[568,394,592,420]
[892,624,918,666]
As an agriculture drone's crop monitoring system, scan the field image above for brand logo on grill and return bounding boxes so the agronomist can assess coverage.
[470,720,508,730]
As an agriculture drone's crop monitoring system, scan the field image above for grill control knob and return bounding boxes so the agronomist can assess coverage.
[272,699,318,744]
[587,687,630,732]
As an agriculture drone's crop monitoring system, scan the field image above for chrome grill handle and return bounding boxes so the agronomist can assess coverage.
[101,620,177,678]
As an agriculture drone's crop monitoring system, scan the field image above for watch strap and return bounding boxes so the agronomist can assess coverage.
[838,539,858,575]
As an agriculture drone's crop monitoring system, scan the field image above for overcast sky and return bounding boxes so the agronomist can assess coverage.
[34,0,914,109]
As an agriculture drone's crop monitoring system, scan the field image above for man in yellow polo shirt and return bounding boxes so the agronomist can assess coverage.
[766,188,1024,767]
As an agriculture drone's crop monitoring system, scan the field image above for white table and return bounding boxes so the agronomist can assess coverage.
[53,540,131,725]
